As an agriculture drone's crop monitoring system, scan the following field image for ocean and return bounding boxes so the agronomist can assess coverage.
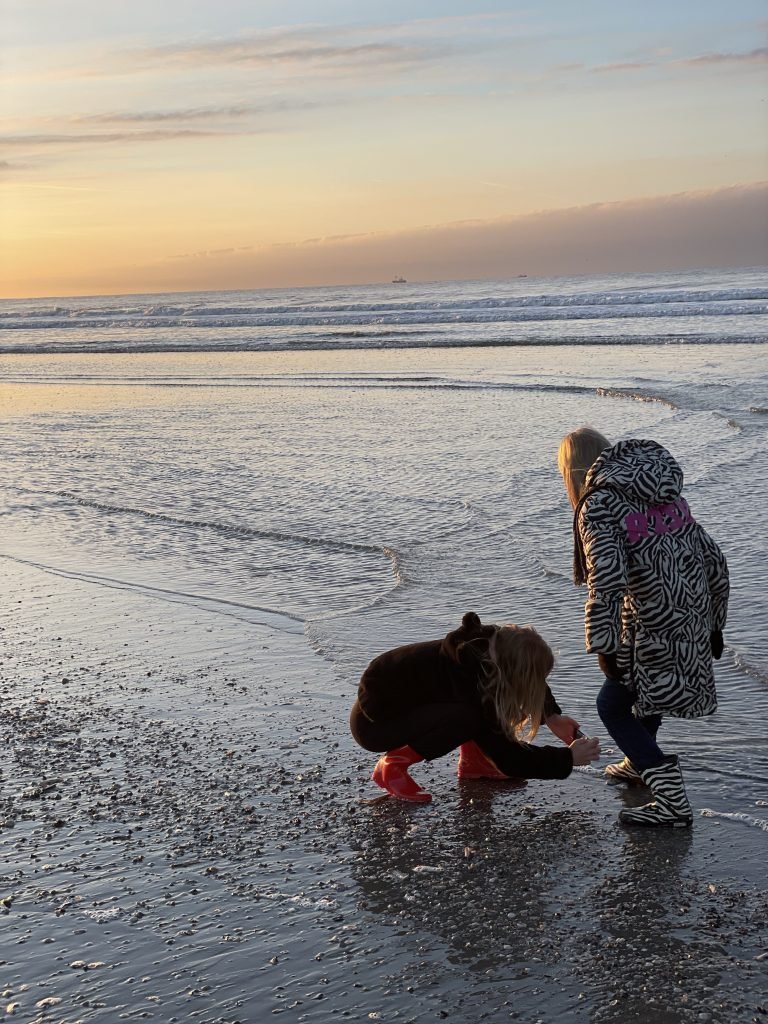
[0,265,766,353]
[1,265,767,820]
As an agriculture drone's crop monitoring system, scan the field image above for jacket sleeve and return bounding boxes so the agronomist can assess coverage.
[543,685,562,718]
[579,494,628,654]
[467,683,572,778]
[477,731,574,780]
[699,528,729,630]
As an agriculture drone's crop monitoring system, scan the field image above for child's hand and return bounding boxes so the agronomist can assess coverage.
[545,713,581,745]
[569,736,601,765]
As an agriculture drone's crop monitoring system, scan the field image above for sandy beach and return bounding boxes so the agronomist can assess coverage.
[1,293,767,1024]
[2,556,767,1024]
[3,0,767,1010]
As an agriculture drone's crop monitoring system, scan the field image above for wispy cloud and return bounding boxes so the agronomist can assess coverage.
[72,99,320,125]
[43,15,522,83]
[138,39,445,74]
[678,47,767,67]
[0,94,338,163]
[590,60,654,74]
[301,231,374,246]
[171,245,255,260]
[0,127,265,149]
[9,182,101,191]
[587,47,767,75]
[77,22,459,82]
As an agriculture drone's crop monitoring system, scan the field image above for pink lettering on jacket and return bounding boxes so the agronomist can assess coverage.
[624,498,694,544]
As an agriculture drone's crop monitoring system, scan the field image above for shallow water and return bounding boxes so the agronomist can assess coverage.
[2,326,768,1023]
[1,341,767,819]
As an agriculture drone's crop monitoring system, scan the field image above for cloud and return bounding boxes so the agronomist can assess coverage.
[131,25,763,84]
[148,182,768,290]
[0,127,266,149]
[678,47,768,67]
[586,47,767,76]
[155,40,436,73]
[301,231,374,246]
[107,24,454,80]
[4,97,330,162]
[590,60,654,74]
[171,245,255,260]
[72,99,320,125]
[50,15,517,82]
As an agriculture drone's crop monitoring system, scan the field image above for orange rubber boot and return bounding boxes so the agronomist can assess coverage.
[457,741,509,780]
[372,745,432,803]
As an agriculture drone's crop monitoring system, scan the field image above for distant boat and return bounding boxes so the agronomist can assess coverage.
[391,276,407,284]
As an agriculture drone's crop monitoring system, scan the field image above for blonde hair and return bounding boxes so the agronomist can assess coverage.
[478,625,554,742]
[558,426,610,509]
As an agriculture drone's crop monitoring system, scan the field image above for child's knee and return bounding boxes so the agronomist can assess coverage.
[596,684,630,722]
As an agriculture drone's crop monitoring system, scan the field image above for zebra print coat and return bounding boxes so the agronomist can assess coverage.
[573,439,729,719]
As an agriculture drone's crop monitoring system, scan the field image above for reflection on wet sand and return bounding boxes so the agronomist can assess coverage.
[346,778,767,1023]
[580,827,700,1024]
[559,786,763,1024]
[348,780,604,972]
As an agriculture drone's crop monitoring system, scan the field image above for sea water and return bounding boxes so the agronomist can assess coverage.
[1,267,766,815]
[0,266,766,353]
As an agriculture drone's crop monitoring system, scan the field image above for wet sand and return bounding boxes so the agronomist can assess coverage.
[1,559,767,1024]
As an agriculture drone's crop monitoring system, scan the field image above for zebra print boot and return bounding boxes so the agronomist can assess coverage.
[604,756,643,785]
[618,755,693,828]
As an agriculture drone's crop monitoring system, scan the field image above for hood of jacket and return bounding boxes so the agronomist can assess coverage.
[441,611,496,665]
[571,438,685,585]
[584,438,683,505]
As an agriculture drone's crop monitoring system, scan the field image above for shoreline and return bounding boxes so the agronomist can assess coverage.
[2,558,767,1023]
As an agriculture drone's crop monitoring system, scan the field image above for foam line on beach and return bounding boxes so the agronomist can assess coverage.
[700,809,768,832]
[0,369,753,434]
[732,651,768,685]
[0,553,306,634]
[5,374,685,416]
[0,375,608,394]
[305,578,407,625]
[0,369,748,432]
[0,334,761,355]
[596,386,679,409]
[56,490,408,585]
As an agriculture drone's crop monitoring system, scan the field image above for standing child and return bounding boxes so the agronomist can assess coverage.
[558,427,729,827]
[350,612,600,803]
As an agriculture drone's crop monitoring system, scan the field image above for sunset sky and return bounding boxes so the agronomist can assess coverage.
[2,0,767,298]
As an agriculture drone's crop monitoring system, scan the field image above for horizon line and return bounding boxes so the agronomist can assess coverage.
[2,262,766,304]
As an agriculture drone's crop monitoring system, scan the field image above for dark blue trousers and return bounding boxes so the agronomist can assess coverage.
[596,676,664,771]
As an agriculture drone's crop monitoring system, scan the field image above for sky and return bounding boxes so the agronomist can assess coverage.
[1,0,767,297]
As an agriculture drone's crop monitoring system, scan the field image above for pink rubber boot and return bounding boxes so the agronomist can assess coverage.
[457,741,509,780]
[372,745,432,803]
